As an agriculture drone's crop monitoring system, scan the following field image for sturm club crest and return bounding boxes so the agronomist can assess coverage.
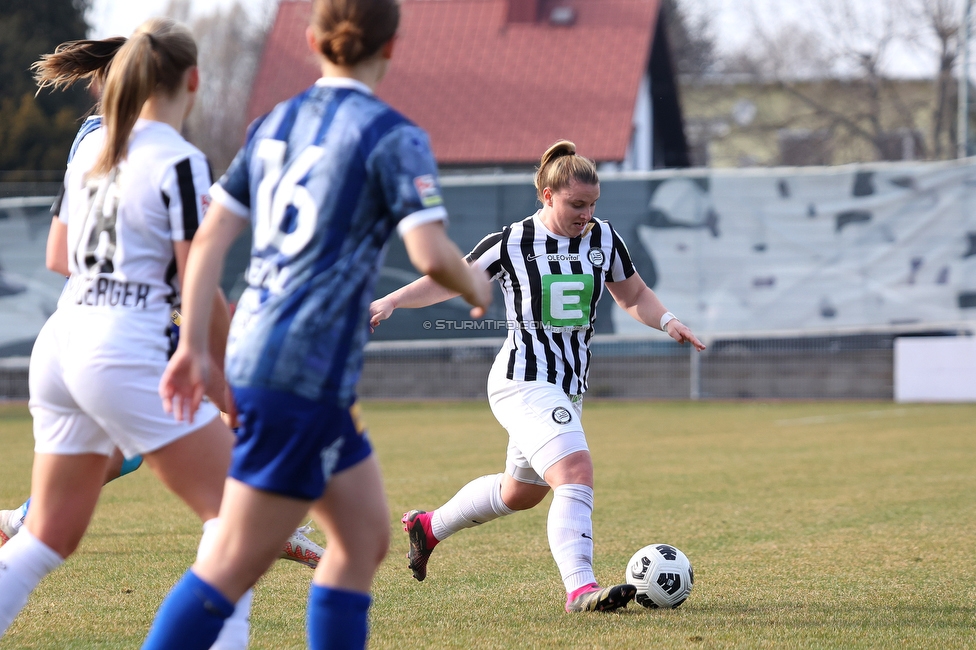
[551,406,572,424]
[587,247,605,267]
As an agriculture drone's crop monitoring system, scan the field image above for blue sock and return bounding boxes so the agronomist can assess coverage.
[307,585,371,650]
[15,497,30,523]
[142,570,235,650]
[118,455,143,478]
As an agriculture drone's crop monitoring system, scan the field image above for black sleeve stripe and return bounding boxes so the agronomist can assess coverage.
[50,184,65,217]
[610,225,636,278]
[466,231,504,262]
[175,158,199,240]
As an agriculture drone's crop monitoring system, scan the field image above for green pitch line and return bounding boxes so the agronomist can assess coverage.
[2,400,975,648]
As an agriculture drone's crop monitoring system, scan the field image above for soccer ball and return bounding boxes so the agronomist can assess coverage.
[624,543,694,609]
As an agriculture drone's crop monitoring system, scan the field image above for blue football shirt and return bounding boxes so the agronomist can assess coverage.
[213,77,447,404]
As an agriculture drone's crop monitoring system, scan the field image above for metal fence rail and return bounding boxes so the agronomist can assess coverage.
[357,326,973,401]
[3,328,971,401]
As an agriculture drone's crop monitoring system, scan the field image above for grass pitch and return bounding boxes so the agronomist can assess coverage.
[1,400,975,649]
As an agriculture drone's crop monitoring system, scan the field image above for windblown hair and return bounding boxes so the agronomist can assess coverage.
[534,140,600,201]
[32,36,128,95]
[91,18,197,176]
[312,0,399,67]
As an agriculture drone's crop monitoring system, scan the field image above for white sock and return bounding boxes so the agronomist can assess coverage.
[0,527,64,637]
[210,589,252,650]
[547,484,596,593]
[198,518,252,650]
[431,473,515,541]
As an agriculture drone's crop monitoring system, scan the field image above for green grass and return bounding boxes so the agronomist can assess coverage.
[2,400,976,648]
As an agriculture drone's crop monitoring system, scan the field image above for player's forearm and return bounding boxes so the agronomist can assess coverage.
[621,285,668,330]
[387,274,460,309]
[178,242,223,354]
[401,220,478,307]
[207,288,231,368]
[179,206,241,353]
[203,357,231,412]
[425,253,486,307]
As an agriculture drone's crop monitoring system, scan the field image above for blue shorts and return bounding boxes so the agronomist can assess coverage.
[230,386,373,500]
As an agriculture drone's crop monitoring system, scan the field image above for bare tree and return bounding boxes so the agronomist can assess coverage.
[663,0,717,78]
[902,0,965,158]
[720,0,971,162]
[165,0,278,174]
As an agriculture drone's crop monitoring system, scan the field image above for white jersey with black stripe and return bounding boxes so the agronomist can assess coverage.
[58,119,211,331]
[467,212,636,395]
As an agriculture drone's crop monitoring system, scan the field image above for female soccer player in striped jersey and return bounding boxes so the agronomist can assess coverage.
[0,84,147,551]
[143,0,491,647]
[0,19,260,646]
[370,140,706,613]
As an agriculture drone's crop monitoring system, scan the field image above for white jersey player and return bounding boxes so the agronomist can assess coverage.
[370,140,706,613]
[0,20,255,645]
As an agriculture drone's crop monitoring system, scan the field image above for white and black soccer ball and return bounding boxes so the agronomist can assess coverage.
[624,543,694,609]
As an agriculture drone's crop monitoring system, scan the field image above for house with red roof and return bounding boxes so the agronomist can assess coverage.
[248,0,689,170]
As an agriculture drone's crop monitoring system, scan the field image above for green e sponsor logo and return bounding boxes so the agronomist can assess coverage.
[542,274,593,327]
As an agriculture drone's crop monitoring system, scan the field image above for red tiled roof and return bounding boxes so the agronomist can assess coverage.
[247,0,661,165]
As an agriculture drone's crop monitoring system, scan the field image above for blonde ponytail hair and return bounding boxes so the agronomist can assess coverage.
[32,36,128,95]
[93,18,197,176]
[534,140,599,201]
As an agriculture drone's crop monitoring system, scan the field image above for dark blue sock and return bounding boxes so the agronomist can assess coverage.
[307,584,372,650]
[142,570,235,650]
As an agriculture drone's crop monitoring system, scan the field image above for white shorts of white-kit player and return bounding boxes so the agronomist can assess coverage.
[487,360,588,487]
[28,309,219,459]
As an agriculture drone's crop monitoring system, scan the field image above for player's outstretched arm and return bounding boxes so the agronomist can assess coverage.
[370,221,491,330]
[607,273,706,351]
[160,203,246,422]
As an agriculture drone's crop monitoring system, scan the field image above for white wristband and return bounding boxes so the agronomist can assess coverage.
[660,311,677,331]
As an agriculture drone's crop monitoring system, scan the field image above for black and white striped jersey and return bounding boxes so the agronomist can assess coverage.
[467,211,636,395]
[59,119,212,326]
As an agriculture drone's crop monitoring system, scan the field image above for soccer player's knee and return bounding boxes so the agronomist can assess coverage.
[338,517,389,569]
[503,482,549,511]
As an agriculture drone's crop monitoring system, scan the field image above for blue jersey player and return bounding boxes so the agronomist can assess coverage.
[144,1,491,648]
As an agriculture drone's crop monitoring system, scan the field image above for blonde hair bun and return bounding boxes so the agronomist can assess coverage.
[534,139,598,200]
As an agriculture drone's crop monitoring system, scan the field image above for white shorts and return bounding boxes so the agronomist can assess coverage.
[29,309,219,459]
[487,363,588,487]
